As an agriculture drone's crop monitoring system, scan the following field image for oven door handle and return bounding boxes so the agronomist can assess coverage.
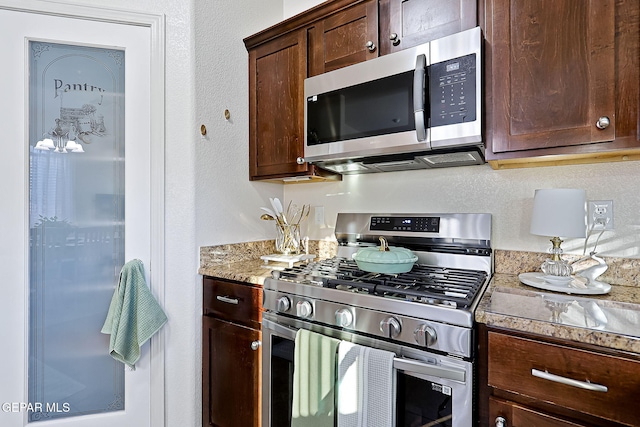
[263,318,299,340]
[393,357,466,383]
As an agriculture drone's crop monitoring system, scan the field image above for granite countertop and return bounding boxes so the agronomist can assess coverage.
[198,239,338,286]
[476,251,640,354]
[199,243,640,354]
[199,257,281,285]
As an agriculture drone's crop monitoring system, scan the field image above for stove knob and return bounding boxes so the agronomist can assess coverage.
[380,317,401,338]
[414,324,437,347]
[297,300,313,318]
[335,308,353,328]
[275,296,291,313]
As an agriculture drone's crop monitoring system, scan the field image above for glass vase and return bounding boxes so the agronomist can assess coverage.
[275,224,301,255]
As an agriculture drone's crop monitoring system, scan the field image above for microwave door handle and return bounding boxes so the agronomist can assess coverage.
[413,54,427,142]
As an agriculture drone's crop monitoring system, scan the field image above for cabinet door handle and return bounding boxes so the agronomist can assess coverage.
[596,116,610,129]
[251,340,261,351]
[216,295,239,305]
[531,369,608,392]
[365,40,376,52]
[389,33,401,46]
[495,416,506,427]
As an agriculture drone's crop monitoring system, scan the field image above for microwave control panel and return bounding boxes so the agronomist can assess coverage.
[429,53,477,127]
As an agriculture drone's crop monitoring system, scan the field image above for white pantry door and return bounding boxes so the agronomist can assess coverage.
[0,3,165,427]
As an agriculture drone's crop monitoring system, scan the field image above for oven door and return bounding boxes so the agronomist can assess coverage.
[262,313,474,427]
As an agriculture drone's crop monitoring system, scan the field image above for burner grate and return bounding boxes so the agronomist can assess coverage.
[273,257,487,309]
[378,266,487,308]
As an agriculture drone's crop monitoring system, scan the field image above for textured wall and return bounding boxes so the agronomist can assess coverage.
[284,161,640,259]
[194,0,284,248]
[283,0,325,17]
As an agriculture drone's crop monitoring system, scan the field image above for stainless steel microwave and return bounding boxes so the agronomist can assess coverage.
[302,26,483,174]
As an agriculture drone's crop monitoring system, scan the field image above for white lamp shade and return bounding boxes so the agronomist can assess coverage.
[530,189,586,238]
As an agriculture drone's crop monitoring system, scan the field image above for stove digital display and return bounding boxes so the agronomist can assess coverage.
[370,216,440,232]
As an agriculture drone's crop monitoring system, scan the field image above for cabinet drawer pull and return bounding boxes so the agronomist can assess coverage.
[531,369,608,392]
[216,295,239,305]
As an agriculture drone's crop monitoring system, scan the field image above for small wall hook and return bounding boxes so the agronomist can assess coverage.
[200,124,207,136]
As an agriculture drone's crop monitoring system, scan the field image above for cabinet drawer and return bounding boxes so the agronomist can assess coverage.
[203,277,261,329]
[488,332,640,426]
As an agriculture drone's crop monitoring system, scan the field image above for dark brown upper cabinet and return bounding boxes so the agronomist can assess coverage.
[483,0,640,169]
[379,0,477,54]
[308,0,478,76]
[307,0,379,77]
[247,30,310,181]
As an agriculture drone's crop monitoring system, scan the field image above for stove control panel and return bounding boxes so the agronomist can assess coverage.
[370,216,440,233]
[262,289,473,357]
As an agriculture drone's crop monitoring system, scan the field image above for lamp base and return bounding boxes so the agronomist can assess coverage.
[541,237,572,276]
[540,259,573,276]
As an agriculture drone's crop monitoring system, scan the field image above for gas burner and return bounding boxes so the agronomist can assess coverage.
[272,256,487,309]
[379,266,487,308]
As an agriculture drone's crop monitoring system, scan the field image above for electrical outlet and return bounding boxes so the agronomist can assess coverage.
[314,206,324,225]
[588,200,614,230]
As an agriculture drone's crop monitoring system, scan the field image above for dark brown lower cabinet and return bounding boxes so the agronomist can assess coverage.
[479,325,640,427]
[202,277,262,427]
[203,317,261,427]
[490,396,589,427]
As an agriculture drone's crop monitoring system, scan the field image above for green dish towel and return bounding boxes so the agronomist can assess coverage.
[292,329,340,427]
[101,259,167,369]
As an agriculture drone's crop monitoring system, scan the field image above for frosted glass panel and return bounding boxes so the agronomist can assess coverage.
[28,41,125,422]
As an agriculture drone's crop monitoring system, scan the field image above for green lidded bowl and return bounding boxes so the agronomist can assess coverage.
[352,236,418,274]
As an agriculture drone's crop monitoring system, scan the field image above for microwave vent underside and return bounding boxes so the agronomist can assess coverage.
[419,151,481,166]
[369,158,427,172]
[316,148,485,174]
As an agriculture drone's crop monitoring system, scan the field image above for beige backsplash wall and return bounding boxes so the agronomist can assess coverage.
[283,161,640,259]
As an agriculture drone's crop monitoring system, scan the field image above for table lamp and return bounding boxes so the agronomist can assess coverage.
[530,189,586,277]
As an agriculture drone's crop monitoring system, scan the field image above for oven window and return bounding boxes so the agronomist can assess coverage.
[397,374,453,427]
[270,336,295,427]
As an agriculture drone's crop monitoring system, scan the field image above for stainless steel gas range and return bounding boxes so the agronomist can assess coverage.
[262,213,492,427]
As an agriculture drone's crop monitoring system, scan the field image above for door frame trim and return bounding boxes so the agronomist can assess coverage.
[1,1,167,425]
